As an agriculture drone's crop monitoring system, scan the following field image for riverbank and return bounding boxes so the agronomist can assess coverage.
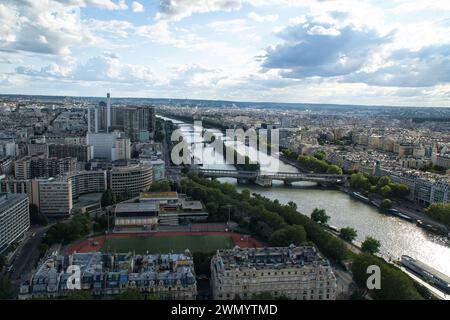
[160,114,450,279]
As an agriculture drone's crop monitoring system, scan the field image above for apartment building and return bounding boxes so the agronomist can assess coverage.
[14,154,77,180]
[19,251,197,300]
[0,193,29,253]
[37,177,73,217]
[48,144,93,163]
[210,245,337,300]
[0,157,14,175]
[109,165,153,197]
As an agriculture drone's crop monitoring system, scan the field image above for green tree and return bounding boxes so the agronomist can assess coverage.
[340,227,357,242]
[379,199,392,213]
[115,288,145,300]
[287,201,297,211]
[326,165,343,175]
[350,173,370,191]
[388,183,410,198]
[64,290,93,300]
[253,292,273,300]
[313,150,326,161]
[0,275,14,299]
[149,181,171,192]
[361,237,381,255]
[269,225,307,246]
[352,254,422,300]
[377,176,392,188]
[0,255,5,271]
[311,208,329,224]
[426,203,450,226]
[380,185,392,198]
[101,188,115,207]
[29,204,48,225]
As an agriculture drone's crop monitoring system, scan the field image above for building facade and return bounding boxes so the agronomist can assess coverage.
[48,144,93,163]
[37,177,73,217]
[109,165,153,197]
[14,155,77,180]
[19,251,197,300]
[0,193,29,253]
[210,245,337,300]
[69,170,107,199]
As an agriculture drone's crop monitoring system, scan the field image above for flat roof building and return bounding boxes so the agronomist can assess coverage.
[114,202,159,229]
[0,193,29,253]
[109,165,153,198]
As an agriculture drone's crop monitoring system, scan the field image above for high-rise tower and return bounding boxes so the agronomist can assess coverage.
[106,92,111,132]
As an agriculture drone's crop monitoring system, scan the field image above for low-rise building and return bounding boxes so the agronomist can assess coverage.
[114,202,159,229]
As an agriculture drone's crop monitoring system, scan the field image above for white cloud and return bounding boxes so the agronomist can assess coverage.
[15,53,159,84]
[156,0,244,21]
[131,1,144,13]
[248,11,278,22]
[55,0,128,10]
[0,0,129,56]
[207,19,254,33]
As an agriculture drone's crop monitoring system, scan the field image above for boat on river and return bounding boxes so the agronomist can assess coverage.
[351,192,370,203]
[388,209,414,222]
[401,255,450,294]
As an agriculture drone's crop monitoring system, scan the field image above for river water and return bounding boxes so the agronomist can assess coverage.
[160,116,450,276]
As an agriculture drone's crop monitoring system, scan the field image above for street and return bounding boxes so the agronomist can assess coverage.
[9,225,49,288]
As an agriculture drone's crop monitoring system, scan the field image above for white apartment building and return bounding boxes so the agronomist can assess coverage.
[37,177,73,217]
[86,132,122,160]
[109,165,153,197]
[211,245,337,300]
[0,193,29,253]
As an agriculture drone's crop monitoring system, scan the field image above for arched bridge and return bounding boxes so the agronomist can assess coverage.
[191,168,349,187]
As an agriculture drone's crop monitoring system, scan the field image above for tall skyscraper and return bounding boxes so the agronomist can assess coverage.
[107,92,111,132]
[122,106,156,142]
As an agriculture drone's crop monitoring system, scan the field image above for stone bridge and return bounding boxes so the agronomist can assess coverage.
[191,168,349,187]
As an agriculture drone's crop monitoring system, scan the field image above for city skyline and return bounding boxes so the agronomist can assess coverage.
[1,1,450,107]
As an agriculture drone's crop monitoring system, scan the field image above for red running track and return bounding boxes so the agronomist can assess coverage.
[69,231,263,254]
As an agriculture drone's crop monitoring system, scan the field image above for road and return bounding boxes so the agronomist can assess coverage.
[340,186,449,233]
[333,265,356,299]
[9,225,49,288]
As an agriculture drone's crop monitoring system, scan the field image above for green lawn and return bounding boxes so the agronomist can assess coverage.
[101,235,234,254]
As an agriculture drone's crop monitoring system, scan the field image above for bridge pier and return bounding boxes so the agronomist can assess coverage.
[237,178,251,185]
[255,176,272,187]
[283,180,292,187]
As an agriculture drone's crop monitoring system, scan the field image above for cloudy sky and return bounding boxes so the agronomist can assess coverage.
[1,0,450,107]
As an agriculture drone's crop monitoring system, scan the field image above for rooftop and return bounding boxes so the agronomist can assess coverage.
[0,192,27,211]
[140,191,178,199]
[115,202,158,213]
[214,245,331,270]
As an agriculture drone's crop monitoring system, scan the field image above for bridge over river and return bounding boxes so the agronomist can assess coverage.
[191,168,349,187]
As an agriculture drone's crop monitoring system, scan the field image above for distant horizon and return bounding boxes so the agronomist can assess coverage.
[2,1,450,108]
[2,92,449,110]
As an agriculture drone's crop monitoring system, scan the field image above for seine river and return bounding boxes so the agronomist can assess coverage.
[161,116,450,276]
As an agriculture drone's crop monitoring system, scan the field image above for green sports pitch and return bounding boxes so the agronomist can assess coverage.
[101,235,234,254]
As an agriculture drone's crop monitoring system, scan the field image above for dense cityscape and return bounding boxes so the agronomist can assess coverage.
[0,93,449,302]
[1,0,450,312]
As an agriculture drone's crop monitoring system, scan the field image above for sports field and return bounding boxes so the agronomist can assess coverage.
[101,235,234,253]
